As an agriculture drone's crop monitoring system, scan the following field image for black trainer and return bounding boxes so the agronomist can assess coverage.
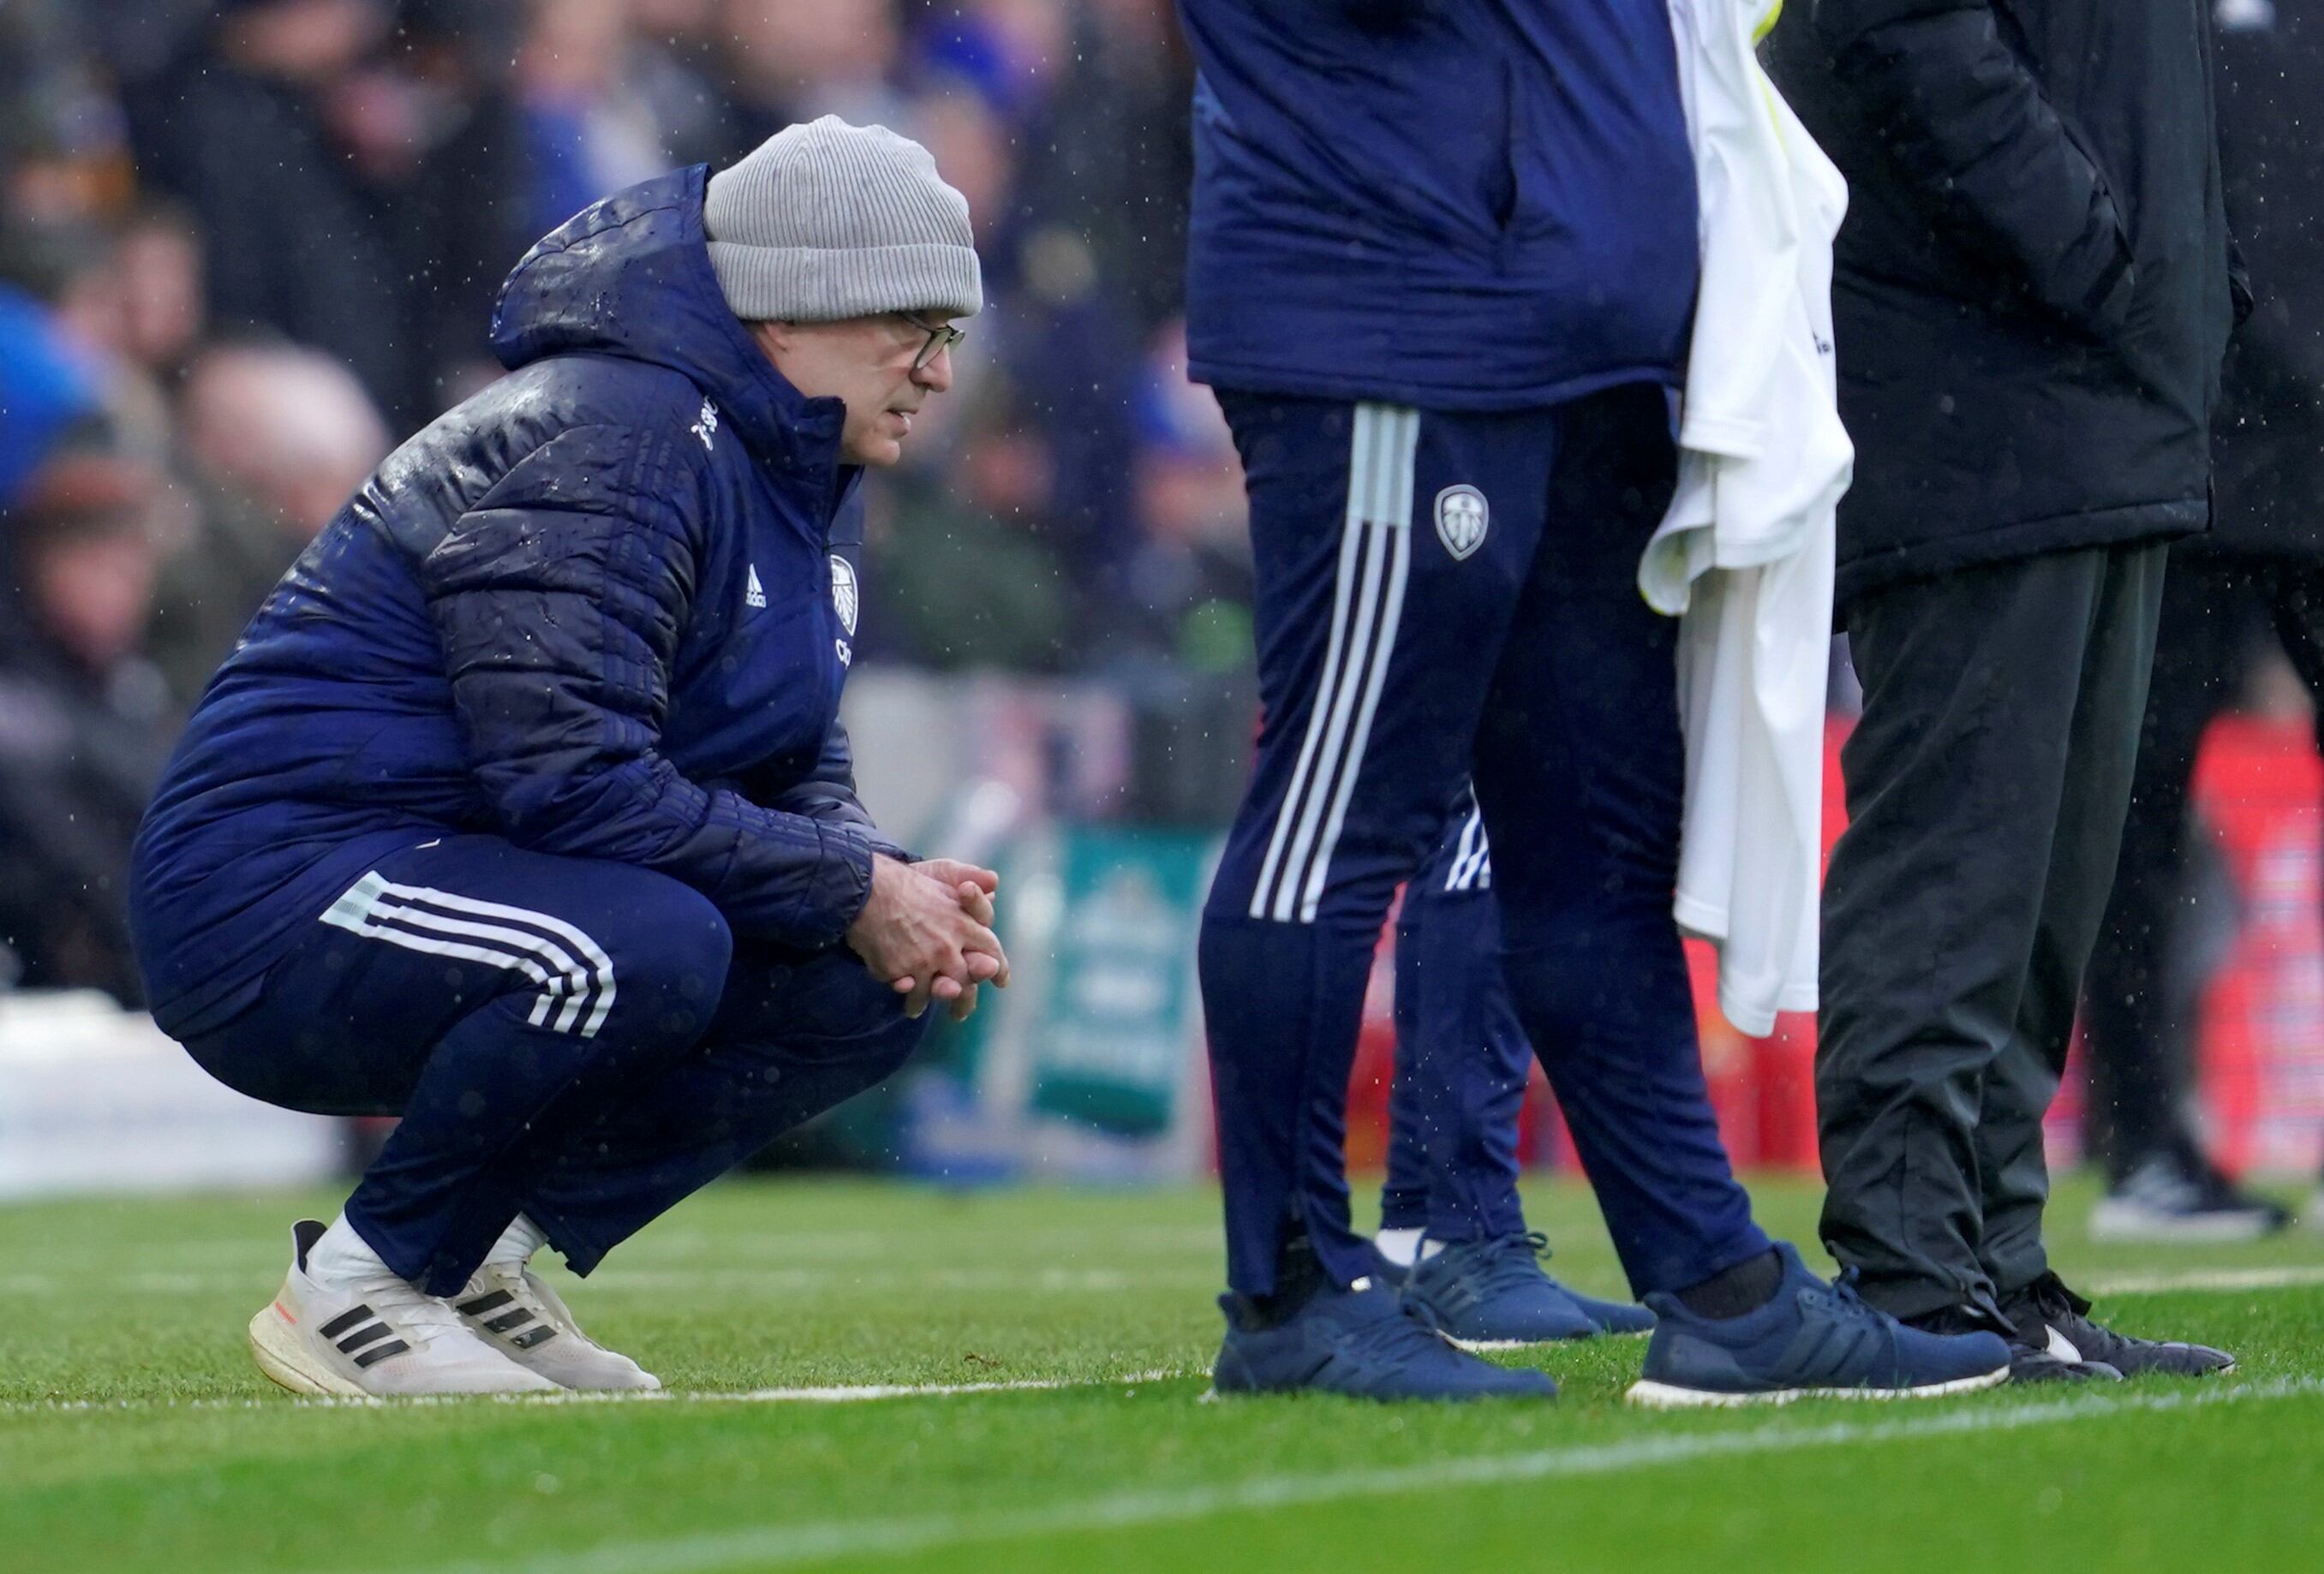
[2000,1273,2236,1379]
[1904,1302,2121,1384]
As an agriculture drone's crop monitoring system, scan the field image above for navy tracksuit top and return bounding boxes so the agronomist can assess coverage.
[131,167,899,1036]
[1175,0,1700,408]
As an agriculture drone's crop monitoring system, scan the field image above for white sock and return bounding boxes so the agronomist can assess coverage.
[1375,1227,1424,1267]
[485,1213,550,1271]
[304,1213,395,1292]
[1419,1237,1445,1261]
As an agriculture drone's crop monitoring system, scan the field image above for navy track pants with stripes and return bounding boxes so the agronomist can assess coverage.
[1381,792,1532,1245]
[1201,383,1767,1298]
[181,834,927,1295]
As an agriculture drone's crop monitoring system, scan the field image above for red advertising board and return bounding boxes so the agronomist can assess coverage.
[1349,712,2324,1179]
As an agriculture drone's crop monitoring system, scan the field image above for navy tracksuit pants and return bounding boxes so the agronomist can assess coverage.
[1200,384,1767,1298]
[1381,792,1530,1245]
[182,835,926,1295]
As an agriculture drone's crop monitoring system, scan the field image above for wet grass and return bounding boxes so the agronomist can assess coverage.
[1,1174,2318,1571]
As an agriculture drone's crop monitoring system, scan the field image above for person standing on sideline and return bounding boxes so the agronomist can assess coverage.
[1374,789,1657,1344]
[1765,0,2242,1379]
[2081,0,2324,1243]
[1179,0,2008,1404]
[131,119,1007,1398]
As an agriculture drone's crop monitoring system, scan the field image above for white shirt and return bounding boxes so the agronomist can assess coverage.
[1643,0,1851,1037]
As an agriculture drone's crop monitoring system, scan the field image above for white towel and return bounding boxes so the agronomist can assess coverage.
[1643,0,1851,1037]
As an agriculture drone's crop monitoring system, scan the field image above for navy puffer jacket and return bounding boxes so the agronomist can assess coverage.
[132,168,897,1036]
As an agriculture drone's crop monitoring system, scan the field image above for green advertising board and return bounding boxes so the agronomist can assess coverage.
[1026,826,1211,1137]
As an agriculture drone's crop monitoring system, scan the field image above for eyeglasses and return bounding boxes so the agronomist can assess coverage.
[900,311,965,372]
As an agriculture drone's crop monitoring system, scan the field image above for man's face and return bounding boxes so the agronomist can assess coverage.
[230,0,388,82]
[750,314,958,468]
[29,528,158,672]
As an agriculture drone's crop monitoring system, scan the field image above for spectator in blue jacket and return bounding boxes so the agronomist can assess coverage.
[0,283,101,512]
[129,118,1009,1398]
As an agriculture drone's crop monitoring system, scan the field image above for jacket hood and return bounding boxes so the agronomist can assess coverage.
[490,166,845,475]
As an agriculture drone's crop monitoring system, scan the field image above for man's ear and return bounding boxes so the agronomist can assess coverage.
[747,319,794,358]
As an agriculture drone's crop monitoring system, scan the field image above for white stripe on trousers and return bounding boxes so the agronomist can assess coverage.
[320,870,620,1038]
[361,897,590,1028]
[1444,803,1493,892]
[1249,403,1419,923]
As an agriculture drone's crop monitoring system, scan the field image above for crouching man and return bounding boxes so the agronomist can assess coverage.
[130,118,1006,1398]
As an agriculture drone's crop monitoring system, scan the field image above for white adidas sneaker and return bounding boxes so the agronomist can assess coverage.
[248,1220,559,1398]
[452,1261,661,1392]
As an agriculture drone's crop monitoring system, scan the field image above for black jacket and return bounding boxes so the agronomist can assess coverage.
[0,627,176,1005]
[131,60,425,427]
[2208,0,2324,559]
[1765,0,2237,605]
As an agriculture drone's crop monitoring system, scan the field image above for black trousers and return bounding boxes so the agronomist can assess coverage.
[2081,553,2324,1179]
[1819,544,2168,1321]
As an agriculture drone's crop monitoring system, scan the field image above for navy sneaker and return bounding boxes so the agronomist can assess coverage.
[1213,1279,1558,1401]
[1566,1285,1658,1338]
[1402,1232,1619,1348]
[1625,1243,2011,1408]
[2000,1273,2235,1379]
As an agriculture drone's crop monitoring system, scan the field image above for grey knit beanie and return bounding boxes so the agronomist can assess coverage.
[704,116,983,323]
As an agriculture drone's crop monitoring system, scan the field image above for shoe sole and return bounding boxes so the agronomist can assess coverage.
[1447,1333,1598,1352]
[248,1303,367,1398]
[2109,1357,2237,1380]
[1206,1382,1556,1402]
[1622,1365,2010,1410]
[485,1343,663,1392]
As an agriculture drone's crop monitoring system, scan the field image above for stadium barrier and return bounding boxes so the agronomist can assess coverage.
[0,990,344,1198]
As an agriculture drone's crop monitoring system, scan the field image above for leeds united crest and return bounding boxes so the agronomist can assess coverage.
[1434,484,1489,561]
[829,554,859,636]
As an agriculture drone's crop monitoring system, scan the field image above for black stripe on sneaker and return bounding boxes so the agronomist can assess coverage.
[457,1290,516,1317]
[318,1306,374,1339]
[351,1339,409,1368]
[336,1322,393,1352]
[483,1308,534,1333]
[511,1326,557,1350]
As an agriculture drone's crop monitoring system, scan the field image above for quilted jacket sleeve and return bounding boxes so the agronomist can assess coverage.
[741,719,915,864]
[1809,0,2137,338]
[421,421,875,947]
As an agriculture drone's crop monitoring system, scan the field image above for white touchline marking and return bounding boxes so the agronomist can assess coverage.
[0,1369,1191,1417]
[552,1368,1189,1408]
[2086,1264,2324,1297]
[584,1267,1204,1292]
[407,1378,2324,1574]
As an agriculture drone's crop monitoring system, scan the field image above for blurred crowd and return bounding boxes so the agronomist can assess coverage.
[0,0,1253,999]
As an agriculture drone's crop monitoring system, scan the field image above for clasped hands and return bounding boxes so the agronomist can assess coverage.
[844,853,1010,1023]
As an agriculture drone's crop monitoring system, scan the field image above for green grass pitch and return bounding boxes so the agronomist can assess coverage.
[3,1174,2321,1571]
